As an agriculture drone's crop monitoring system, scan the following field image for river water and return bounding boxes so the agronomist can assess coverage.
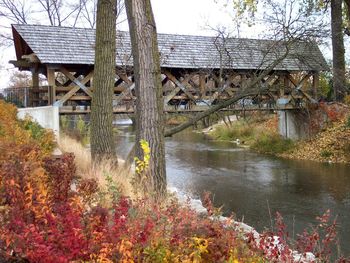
[116,124,350,256]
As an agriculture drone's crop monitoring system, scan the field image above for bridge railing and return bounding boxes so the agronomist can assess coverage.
[2,86,51,107]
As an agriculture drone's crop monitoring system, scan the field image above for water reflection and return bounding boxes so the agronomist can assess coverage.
[116,125,350,256]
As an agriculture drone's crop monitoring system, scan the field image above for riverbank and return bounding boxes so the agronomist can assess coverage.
[207,114,296,155]
[279,117,350,163]
[206,110,350,164]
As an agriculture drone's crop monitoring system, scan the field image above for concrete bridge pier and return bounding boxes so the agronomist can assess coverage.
[278,110,310,140]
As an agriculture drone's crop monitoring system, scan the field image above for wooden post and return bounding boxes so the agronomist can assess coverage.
[312,72,319,100]
[199,73,206,98]
[47,67,56,105]
[282,74,289,97]
[31,69,39,107]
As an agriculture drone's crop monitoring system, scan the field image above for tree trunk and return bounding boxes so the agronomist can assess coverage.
[90,0,116,162]
[125,0,167,196]
[345,0,350,35]
[331,0,346,100]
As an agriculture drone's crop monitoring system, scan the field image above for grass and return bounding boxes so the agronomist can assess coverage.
[58,134,134,198]
[211,121,256,142]
[210,116,295,155]
[251,133,295,154]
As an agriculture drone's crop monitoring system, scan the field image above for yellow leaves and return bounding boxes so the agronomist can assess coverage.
[118,239,134,263]
[281,116,350,164]
[134,139,150,176]
[191,237,209,254]
[24,182,34,209]
[188,237,209,262]
[89,243,115,263]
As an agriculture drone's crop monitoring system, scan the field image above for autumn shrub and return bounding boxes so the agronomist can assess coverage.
[1,100,347,262]
[0,141,266,262]
[0,100,55,155]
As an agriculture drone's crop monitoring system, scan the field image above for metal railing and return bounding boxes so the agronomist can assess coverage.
[1,86,51,107]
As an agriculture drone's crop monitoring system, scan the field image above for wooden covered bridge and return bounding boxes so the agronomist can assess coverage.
[9,24,328,114]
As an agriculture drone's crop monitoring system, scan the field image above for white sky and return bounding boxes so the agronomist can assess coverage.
[0,0,343,90]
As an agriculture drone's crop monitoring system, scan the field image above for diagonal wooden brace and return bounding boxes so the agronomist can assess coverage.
[54,68,93,106]
[163,70,196,103]
[60,67,93,97]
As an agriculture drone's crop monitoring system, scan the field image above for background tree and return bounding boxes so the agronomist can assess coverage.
[90,0,116,162]
[0,0,125,47]
[330,0,347,100]
[125,0,167,196]
[229,0,348,100]
[165,0,327,137]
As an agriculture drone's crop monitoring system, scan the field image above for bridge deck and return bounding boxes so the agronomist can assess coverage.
[58,103,302,115]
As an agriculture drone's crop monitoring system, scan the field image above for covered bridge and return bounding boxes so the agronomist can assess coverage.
[9,24,328,114]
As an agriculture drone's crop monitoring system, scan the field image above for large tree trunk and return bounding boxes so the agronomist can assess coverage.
[90,0,116,162]
[125,0,167,196]
[331,0,347,100]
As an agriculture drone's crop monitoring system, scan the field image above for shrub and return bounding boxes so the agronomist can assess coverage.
[320,150,332,158]
[346,116,350,128]
[0,100,55,155]
[211,121,254,141]
[344,95,350,106]
[251,133,295,154]
[19,117,56,154]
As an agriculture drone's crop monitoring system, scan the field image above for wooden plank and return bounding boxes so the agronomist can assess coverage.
[60,67,93,97]
[162,76,169,86]
[54,69,94,106]
[312,72,319,100]
[61,72,81,86]
[164,74,192,104]
[56,95,91,100]
[212,77,233,100]
[113,83,135,105]
[199,73,206,97]
[163,70,196,102]
[47,67,55,105]
[116,72,133,84]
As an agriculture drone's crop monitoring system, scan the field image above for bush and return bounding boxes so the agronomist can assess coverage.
[346,116,350,128]
[320,150,332,158]
[211,121,254,141]
[251,133,295,154]
[0,101,55,154]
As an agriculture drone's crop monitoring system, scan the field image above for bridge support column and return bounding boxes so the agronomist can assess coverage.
[278,110,310,140]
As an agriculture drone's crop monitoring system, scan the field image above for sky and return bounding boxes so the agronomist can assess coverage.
[0,0,257,90]
[0,0,344,90]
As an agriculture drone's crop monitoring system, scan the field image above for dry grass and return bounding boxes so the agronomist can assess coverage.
[58,134,134,197]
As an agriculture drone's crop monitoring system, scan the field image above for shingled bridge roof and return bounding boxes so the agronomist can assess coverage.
[12,24,328,72]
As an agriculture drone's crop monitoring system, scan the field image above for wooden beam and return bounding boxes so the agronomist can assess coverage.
[312,72,319,100]
[116,72,133,84]
[47,67,55,105]
[60,67,93,97]
[199,73,206,97]
[163,74,192,104]
[61,72,81,87]
[113,83,135,105]
[9,60,35,69]
[163,70,196,102]
[54,69,94,106]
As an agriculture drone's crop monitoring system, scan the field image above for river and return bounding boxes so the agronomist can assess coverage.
[115,123,350,256]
